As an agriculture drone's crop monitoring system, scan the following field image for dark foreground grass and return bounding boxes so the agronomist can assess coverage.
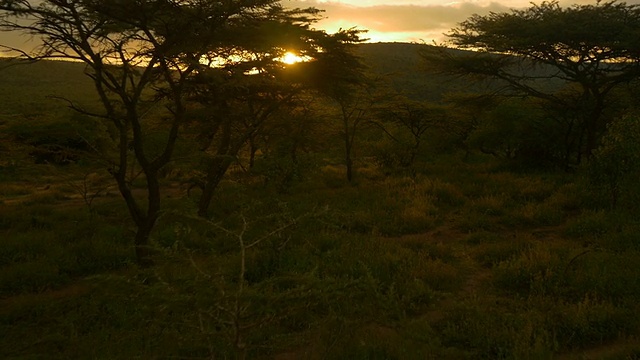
[2,157,640,359]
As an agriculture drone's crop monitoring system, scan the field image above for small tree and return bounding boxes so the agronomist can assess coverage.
[289,29,369,182]
[439,92,500,158]
[374,98,446,167]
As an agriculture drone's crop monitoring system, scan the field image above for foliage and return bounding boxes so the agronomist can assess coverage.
[588,115,640,209]
[428,0,640,165]
[464,96,593,169]
[374,97,446,168]
[0,0,366,263]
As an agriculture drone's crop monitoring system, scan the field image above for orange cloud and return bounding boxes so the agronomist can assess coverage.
[284,0,640,43]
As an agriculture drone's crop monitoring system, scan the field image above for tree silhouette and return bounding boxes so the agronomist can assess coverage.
[0,0,326,265]
[425,0,640,164]
[296,29,370,182]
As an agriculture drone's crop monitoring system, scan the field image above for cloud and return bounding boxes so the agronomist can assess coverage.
[285,0,640,42]
[284,1,513,42]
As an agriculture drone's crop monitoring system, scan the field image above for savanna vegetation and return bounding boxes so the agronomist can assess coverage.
[1,0,640,358]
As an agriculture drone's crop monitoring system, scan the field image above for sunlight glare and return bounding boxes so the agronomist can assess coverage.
[281,51,305,65]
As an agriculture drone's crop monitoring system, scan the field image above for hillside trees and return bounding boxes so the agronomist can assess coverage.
[0,0,349,265]
[425,0,640,165]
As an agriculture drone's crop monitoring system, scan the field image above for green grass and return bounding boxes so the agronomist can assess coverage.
[1,151,639,359]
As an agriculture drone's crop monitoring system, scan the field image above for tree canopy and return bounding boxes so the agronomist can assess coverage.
[0,0,365,264]
[425,0,640,164]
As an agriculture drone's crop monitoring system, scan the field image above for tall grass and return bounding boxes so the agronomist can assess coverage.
[2,151,639,358]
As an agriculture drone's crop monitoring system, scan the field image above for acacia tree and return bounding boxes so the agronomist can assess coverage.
[425,0,640,164]
[333,82,376,182]
[374,97,446,167]
[191,27,367,215]
[0,0,324,265]
[295,30,375,182]
[191,64,305,217]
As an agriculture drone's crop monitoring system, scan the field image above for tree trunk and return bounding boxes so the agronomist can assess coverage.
[134,219,156,267]
[197,157,233,217]
[346,157,353,182]
[343,119,354,182]
[582,89,605,160]
[345,145,353,182]
[139,170,161,266]
[249,138,258,169]
[584,114,600,160]
[114,166,161,266]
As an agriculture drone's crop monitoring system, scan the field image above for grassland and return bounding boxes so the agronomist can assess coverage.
[2,153,640,359]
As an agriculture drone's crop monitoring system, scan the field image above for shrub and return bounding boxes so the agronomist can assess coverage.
[588,115,640,209]
[7,117,92,165]
[563,210,614,239]
[0,259,69,295]
[508,202,565,227]
[549,296,638,349]
[492,242,567,297]
[437,300,554,359]
[470,233,532,268]
[543,182,582,213]
[564,251,640,301]
[426,178,467,207]
[0,231,62,266]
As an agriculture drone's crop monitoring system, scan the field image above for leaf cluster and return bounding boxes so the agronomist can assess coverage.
[450,0,640,63]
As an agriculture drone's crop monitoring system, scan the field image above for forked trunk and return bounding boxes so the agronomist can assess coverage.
[114,168,161,266]
[197,157,234,217]
[134,220,156,267]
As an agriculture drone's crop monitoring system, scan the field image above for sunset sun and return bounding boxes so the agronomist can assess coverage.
[280,51,305,64]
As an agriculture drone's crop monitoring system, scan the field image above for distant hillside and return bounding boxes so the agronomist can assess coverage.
[0,45,439,99]
[356,42,569,102]
[355,42,500,101]
[0,59,96,118]
[0,47,443,118]
[0,43,564,117]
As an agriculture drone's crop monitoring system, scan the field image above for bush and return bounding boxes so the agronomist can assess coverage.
[564,251,640,301]
[0,259,69,295]
[467,99,569,168]
[437,300,554,359]
[7,117,92,165]
[563,210,614,239]
[549,296,638,349]
[492,242,567,297]
[588,115,640,209]
[470,233,532,268]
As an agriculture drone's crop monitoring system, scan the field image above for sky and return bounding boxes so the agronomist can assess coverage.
[283,0,640,43]
[2,1,640,51]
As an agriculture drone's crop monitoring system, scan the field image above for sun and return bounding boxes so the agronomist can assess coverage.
[280,51,305,65]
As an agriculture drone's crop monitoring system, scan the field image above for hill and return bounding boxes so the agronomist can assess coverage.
[0,43,484,113]
[0,59,96,118]
[0,43,567,115]
[356,42,466,101]
[357,42,568,101]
